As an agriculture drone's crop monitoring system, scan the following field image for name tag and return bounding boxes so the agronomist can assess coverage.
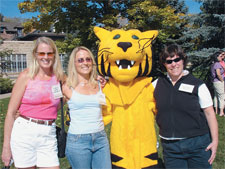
[52,84,63,99]
[98,92,107,105]
[178,83,194,93]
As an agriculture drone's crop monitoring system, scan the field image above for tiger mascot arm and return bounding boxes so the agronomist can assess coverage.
[102,96,113,126]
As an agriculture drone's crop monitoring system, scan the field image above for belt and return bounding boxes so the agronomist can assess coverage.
[19,115,55,126]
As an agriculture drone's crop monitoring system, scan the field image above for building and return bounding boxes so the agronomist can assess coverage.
[0,21,66,80]
[0,21,23,41]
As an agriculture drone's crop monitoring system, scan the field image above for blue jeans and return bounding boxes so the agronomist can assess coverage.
[161,133,212,169]
[66,130,112,169]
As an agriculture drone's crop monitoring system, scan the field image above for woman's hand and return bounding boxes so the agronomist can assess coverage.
[1,146,12,167]
[15,110,20,120]
[62,83,72,100]
[205,141,218,164]
[203,106,218,165]
[97,75,107,88]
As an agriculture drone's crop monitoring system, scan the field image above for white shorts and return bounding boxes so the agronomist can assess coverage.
[10,117,59,168]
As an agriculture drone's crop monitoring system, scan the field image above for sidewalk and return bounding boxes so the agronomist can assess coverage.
[0,93,11,99]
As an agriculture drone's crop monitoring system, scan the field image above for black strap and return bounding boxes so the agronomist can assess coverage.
[59,81,65,131]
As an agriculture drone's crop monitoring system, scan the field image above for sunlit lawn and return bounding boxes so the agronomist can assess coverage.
[0,98,224,169]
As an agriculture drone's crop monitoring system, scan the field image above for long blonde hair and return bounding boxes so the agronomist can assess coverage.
[66,46,98,88]
[28,37,64,81]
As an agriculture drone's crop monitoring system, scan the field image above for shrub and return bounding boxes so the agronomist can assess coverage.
[0,77,13,94]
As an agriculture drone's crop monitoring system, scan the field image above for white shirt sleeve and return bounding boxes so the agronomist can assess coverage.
[152,79,158,89]
[198,83,213,108]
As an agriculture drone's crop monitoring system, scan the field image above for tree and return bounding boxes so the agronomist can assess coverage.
[176,0,225,88]
[18,0,124,49]
[18,0,189,76]
[18,0,187,47]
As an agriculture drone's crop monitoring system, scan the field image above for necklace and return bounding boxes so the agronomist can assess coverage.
[79,82,89,87]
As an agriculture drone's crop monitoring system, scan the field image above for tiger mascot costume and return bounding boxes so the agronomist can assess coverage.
[94,27,158,169]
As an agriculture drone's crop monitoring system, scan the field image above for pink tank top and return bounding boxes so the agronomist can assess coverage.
[19,75,60,120]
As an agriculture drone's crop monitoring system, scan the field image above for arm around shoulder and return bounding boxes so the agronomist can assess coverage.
[62,83,72,100]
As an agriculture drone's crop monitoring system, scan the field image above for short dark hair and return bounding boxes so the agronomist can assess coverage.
[160,44,187,71]
[211,50,224,62]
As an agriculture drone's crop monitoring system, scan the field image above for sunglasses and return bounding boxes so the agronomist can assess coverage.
[76,57,92,63]
[36,52,54,57]
[165,57,182,64]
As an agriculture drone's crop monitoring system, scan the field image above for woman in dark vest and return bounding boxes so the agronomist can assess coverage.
[153,44,218,169]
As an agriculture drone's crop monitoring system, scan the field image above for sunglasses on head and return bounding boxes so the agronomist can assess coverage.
[165,57,182,64]
[36,52,54,57]
[77,57,92,63]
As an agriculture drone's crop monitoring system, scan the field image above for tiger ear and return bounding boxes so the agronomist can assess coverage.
[138,30,158,50]
[94,27,111,41]
[142,30,158,41]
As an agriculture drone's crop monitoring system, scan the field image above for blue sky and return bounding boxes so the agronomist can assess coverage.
[185,0,202,14]
[0,0,201,19]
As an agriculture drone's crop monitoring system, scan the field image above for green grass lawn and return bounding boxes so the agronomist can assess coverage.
[0,97,224,169]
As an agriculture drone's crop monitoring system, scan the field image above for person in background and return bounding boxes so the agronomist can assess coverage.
[1,37,64,169]
[153,44,218,169]
[211,50,225,116]
[218,50,225,103]
[219,50,225,71]
[62,46,111,169]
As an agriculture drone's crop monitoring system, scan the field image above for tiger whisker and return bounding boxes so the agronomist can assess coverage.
[98,50,113,57]
[98,47,111,53]
[136,36,155,53]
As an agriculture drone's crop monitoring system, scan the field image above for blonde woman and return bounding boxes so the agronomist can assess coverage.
[1,37,64,169]
[62,46,111,169]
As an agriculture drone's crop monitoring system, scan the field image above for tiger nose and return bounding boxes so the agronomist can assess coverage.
[117,42,132,52]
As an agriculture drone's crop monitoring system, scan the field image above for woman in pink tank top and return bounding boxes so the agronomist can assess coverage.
[1,37,64,169]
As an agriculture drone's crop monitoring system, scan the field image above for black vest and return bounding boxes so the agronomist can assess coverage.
[154,74,209,138]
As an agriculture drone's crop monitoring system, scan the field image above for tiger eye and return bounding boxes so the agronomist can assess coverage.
[113,34,120,39]
[132,35,139,40]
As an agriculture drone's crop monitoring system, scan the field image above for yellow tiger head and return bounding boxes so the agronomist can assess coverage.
[94,27,158,82]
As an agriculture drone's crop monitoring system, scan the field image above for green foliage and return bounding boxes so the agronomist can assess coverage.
[0,98,10,168]
[126,0,186,40]
[0,77,13,94]
[18,0,122,49]
[18,0,187,50]
[55,35,81,54]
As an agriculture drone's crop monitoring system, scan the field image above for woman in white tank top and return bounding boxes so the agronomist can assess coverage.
[62,46,111,169]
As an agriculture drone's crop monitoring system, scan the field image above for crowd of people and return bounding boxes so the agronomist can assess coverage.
[1,37,221,169]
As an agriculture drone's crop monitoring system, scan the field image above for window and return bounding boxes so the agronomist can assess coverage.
[59,53,67,71]
[0,26,6,33]
[2,54,27,73]
[17,28,23,37]
[2,53,65,73]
